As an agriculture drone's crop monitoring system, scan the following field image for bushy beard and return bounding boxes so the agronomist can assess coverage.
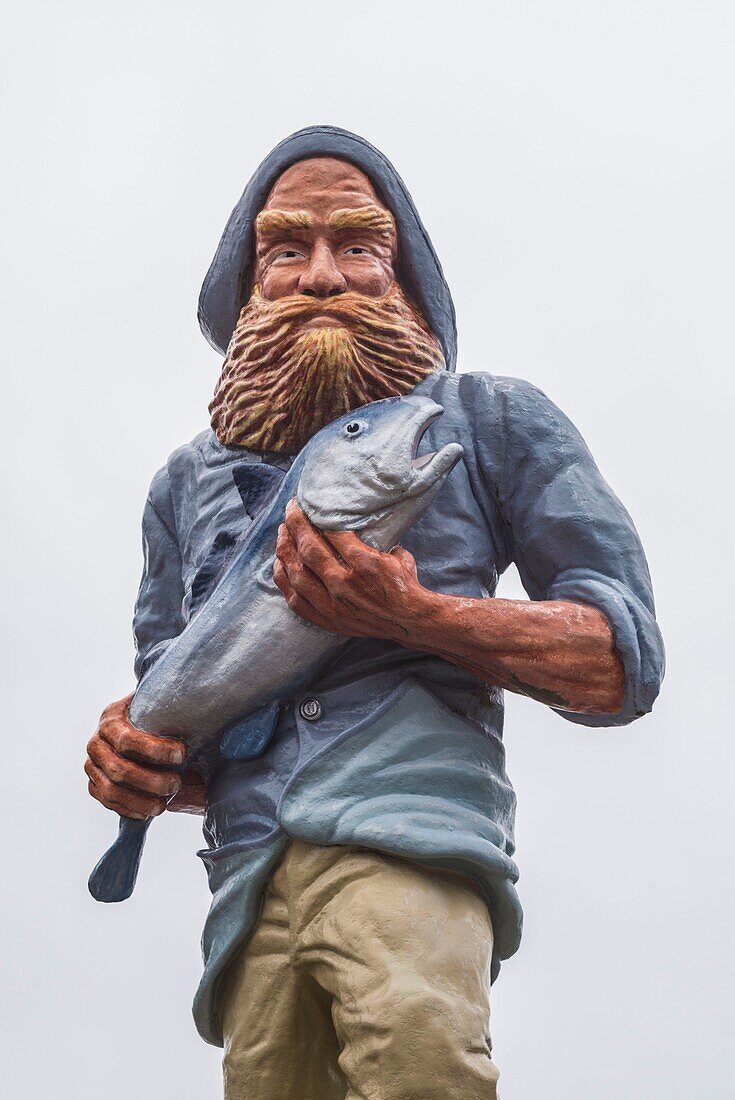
[209,282,445,453]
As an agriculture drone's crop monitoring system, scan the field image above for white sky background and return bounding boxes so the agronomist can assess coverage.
[2,2,733,1096]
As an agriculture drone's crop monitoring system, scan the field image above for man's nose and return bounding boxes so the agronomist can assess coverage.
[299,241,347,298]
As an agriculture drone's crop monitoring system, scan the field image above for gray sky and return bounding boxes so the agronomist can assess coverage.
[2,2,733,1097]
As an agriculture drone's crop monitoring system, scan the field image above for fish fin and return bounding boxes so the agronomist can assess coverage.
[232,464,285,519]
[219,702,280,761]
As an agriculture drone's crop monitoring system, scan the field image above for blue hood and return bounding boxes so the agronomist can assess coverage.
[198,125,457,371]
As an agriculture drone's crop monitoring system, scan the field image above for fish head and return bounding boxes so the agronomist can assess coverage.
[296,396,464,549]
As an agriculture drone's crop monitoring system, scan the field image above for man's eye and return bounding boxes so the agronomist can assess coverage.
[276,250,302,260]
[344,246,369,256]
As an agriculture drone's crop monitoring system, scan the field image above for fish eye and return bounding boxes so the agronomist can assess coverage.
[344,420,368,438]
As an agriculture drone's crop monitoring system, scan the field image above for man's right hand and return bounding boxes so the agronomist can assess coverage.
[85,694,187,820]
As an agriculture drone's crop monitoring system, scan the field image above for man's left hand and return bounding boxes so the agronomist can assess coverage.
[274,500,431,642]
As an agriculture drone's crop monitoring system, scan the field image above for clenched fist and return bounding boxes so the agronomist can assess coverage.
[85,695,206,818]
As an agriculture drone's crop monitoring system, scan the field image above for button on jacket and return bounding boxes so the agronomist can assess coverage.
[132,367,664,1045]
[299,698,323,722]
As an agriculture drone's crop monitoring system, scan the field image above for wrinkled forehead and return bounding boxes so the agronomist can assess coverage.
[262,157,388,220]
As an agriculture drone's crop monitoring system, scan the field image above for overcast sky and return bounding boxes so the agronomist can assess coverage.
[3,2,734,1097]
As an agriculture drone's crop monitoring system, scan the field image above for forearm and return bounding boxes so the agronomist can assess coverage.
[403,592,624,715]
[275,502,625,716]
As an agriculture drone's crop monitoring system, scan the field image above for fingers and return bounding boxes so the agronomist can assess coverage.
[276,522,329,600]
[274,523,360,633]
[85,757,167,820]
[87,735,182,799]
[98,704,186,767]
[283,500,346,583]
[285,500,396,576]
[283,500,381,589]
[283,589,339,632]
[321,529,381,570]
[274,540,340,631]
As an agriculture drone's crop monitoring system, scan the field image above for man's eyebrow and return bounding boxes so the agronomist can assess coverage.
[329,206,396,234]
[255,209,314,234]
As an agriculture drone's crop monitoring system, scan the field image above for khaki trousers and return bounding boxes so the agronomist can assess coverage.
[220,840,500,1099]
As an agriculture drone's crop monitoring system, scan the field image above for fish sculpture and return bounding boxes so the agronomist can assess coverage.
[88,395,464,902]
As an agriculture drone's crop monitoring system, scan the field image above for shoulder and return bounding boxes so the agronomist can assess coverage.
[428,369,558,420]
[149,428,222,493]
[163,428,216,476]
[466,371,589,451]
[145,429,213,523]
[461,371,561,419]
[435,369,581,449]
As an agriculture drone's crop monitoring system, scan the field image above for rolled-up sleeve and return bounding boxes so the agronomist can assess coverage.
[476,375,665,727]
[132,467,186,681]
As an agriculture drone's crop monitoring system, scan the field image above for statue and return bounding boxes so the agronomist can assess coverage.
[85,125,665,1099]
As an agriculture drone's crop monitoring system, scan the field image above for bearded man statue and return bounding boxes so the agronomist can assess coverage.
[86,127,664,1100]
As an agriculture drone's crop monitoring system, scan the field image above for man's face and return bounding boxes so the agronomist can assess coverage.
[255,157,396,303]
[209,157,444,453]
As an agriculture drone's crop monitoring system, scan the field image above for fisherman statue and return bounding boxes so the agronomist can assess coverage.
[85,126,665,1099]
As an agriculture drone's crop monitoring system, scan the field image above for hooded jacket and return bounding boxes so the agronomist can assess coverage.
[132,127,665,1046]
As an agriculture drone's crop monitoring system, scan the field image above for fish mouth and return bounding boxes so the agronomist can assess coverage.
[411,411,443,469]
[407,411,464,492]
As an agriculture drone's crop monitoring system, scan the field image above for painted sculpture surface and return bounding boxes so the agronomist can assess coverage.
[88,396,462,902]
[85,126,665,1099]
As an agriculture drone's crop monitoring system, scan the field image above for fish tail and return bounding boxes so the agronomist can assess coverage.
[88,816,152,902]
